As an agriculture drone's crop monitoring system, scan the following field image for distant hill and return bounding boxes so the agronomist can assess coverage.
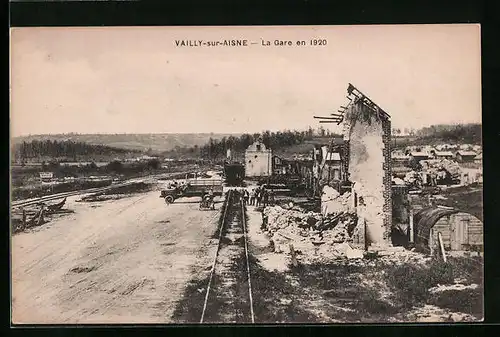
[11,133,242,153]
[11,139,143,163]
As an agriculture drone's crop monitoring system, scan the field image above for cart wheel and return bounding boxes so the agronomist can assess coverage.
[165,195,174,204]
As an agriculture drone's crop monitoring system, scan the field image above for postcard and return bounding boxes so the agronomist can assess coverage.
[10,25,483,324]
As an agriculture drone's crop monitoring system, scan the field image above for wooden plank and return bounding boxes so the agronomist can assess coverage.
[438,232,447,262]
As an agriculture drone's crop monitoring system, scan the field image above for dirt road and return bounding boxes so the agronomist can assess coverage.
[12,190,222,324]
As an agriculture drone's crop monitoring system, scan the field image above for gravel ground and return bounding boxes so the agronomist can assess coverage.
[12,190,223,324]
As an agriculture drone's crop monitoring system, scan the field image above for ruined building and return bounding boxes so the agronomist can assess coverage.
[316,84,393,248]
[245,140,273,177]
[342,89,392,246]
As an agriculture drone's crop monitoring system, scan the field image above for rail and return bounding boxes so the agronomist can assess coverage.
[200,189,233,323]
[241,197,255,323]
[11,180,143,208]
[199,190,255,323]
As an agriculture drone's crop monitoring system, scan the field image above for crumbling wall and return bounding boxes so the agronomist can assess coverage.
[344,102,392,246]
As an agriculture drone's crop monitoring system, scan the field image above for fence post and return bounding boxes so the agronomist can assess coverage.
[409,209,414,243]
[289,244,298,267]
[37,207,45,226]
[429,229,434,256]
[438,232,447,263]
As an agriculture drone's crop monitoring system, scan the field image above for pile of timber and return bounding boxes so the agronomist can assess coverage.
[11,197,67,233]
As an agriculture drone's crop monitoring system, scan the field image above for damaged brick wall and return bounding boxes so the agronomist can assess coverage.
[382,119,393,242]
[343,100,392,247]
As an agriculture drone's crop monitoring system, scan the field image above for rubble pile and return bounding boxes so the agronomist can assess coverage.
[320,185,354,215]
[420,159,462,180]
[262,205,360,261]
[404,171,422,186]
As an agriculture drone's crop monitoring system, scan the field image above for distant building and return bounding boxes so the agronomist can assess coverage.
[421,145,435,154]
[272,155,287,175]
[391,152,410,166]
[313,144,345,185]
[324,151,342,181]
[409,151,430,162]
[455,150,477,163]
[136,155,158,162]
[474,153,482,164]
[430,150,454,160]
[244,140,272,177]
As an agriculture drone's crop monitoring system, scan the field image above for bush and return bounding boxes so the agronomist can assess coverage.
[147,159,161,170]
[430,288,483,317]
[386,260,455,308]
[106,160,123,173]
[386,258,482,310]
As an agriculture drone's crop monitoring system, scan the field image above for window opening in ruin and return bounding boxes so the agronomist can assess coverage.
[256,145,261,151]
[255,155,258,159]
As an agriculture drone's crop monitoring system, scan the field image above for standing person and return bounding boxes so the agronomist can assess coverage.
[244,188,250,205]
[240,189,245,204]
[256,187,262,207]
[269,188,275,206]
[249,188,255,206]
[262,188,269,208]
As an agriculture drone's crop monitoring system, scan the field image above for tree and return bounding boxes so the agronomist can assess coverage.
[147,159,161,170]
[106,160,123,173]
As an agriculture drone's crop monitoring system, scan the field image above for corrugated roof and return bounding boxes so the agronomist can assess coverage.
[435,151,454,157]
[410,152,429,157]
[414,206,460,249]
[392,154,409,159]
[456,150,477,156]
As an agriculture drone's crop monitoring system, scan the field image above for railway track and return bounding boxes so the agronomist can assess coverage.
[10,171,195,209]
[10,180,149,209]
[200,189,255,324]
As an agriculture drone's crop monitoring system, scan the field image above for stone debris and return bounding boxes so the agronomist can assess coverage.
[428,283,479,294]
[320,186,354,215]
[405,304,478,322]
[262,205,362,262]
[420,159,462,181]
[404,171,422,186]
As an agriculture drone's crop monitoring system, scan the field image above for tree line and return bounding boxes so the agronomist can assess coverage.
[415,123,481,144]
[13,139,140,162]
[165,127,343,160]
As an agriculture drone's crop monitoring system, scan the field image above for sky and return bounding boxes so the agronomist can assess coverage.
[10,25,481,137]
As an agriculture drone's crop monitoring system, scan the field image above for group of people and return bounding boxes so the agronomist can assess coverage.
[242,185,275,207]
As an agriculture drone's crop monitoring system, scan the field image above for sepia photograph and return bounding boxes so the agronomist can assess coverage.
[10,25,483,324]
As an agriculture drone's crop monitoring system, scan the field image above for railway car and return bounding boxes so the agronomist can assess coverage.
[223,162,245,186]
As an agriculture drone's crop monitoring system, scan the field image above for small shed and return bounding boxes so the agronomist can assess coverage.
[409,152,430,162]
[474,153,482,164]
[455,150,477,163]
[431,151,454,160]
[413,206,483,254]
